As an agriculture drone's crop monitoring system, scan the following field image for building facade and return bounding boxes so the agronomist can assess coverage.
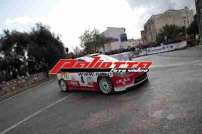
[142,7,194,44]
[101,27,143,52]
[102,27,128,52]
[103,27,128,42]
[196,0,202,44]
[103,39,142,52]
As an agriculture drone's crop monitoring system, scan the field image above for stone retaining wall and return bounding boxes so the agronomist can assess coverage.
[0,73,48,97]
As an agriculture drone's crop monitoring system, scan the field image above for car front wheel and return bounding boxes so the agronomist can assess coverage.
[58,79,67,92]
[98,77,113,95]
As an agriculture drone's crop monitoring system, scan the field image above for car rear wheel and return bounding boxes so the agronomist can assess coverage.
[98,77,113,95]
[58,79,67,92]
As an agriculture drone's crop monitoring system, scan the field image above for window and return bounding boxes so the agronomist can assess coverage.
[120,33,128,42]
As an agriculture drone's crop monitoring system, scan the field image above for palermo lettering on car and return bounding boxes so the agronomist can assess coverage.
[49,56,152,75]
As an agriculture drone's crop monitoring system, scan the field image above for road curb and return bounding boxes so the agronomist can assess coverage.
[0,78,56,102]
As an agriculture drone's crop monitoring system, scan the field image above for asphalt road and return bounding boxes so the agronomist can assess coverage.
[0,46,202,134]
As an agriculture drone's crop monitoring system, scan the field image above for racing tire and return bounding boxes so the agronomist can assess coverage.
[98,77,113,95]
[58,79,67,92]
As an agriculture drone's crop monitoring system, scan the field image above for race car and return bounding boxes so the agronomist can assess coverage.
[57,54,149,95]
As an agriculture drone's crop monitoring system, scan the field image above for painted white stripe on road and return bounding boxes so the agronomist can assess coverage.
[0,96,69,134]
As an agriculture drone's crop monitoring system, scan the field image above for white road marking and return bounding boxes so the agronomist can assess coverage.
[0,96,69,134]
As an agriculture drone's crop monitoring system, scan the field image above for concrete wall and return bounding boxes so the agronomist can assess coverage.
[0,73,48,97]
[110,41,188,60]
[104,42,121,52]
[103,39,142,52]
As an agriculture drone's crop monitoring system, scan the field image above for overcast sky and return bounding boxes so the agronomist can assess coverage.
[0,0,195,51]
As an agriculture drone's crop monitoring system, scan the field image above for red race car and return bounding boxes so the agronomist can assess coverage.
[57,54,149,95]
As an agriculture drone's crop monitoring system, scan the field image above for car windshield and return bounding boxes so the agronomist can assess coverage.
[76,56,93,62]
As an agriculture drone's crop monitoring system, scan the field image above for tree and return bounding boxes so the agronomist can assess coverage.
[80,29,97,53]
[29,23,66,73]
[80,28,114,54]
[156,24,185,44]
[187,15,199,36]
[0,30,30,78]
[0,23,66,81]
[1,30,29,56]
